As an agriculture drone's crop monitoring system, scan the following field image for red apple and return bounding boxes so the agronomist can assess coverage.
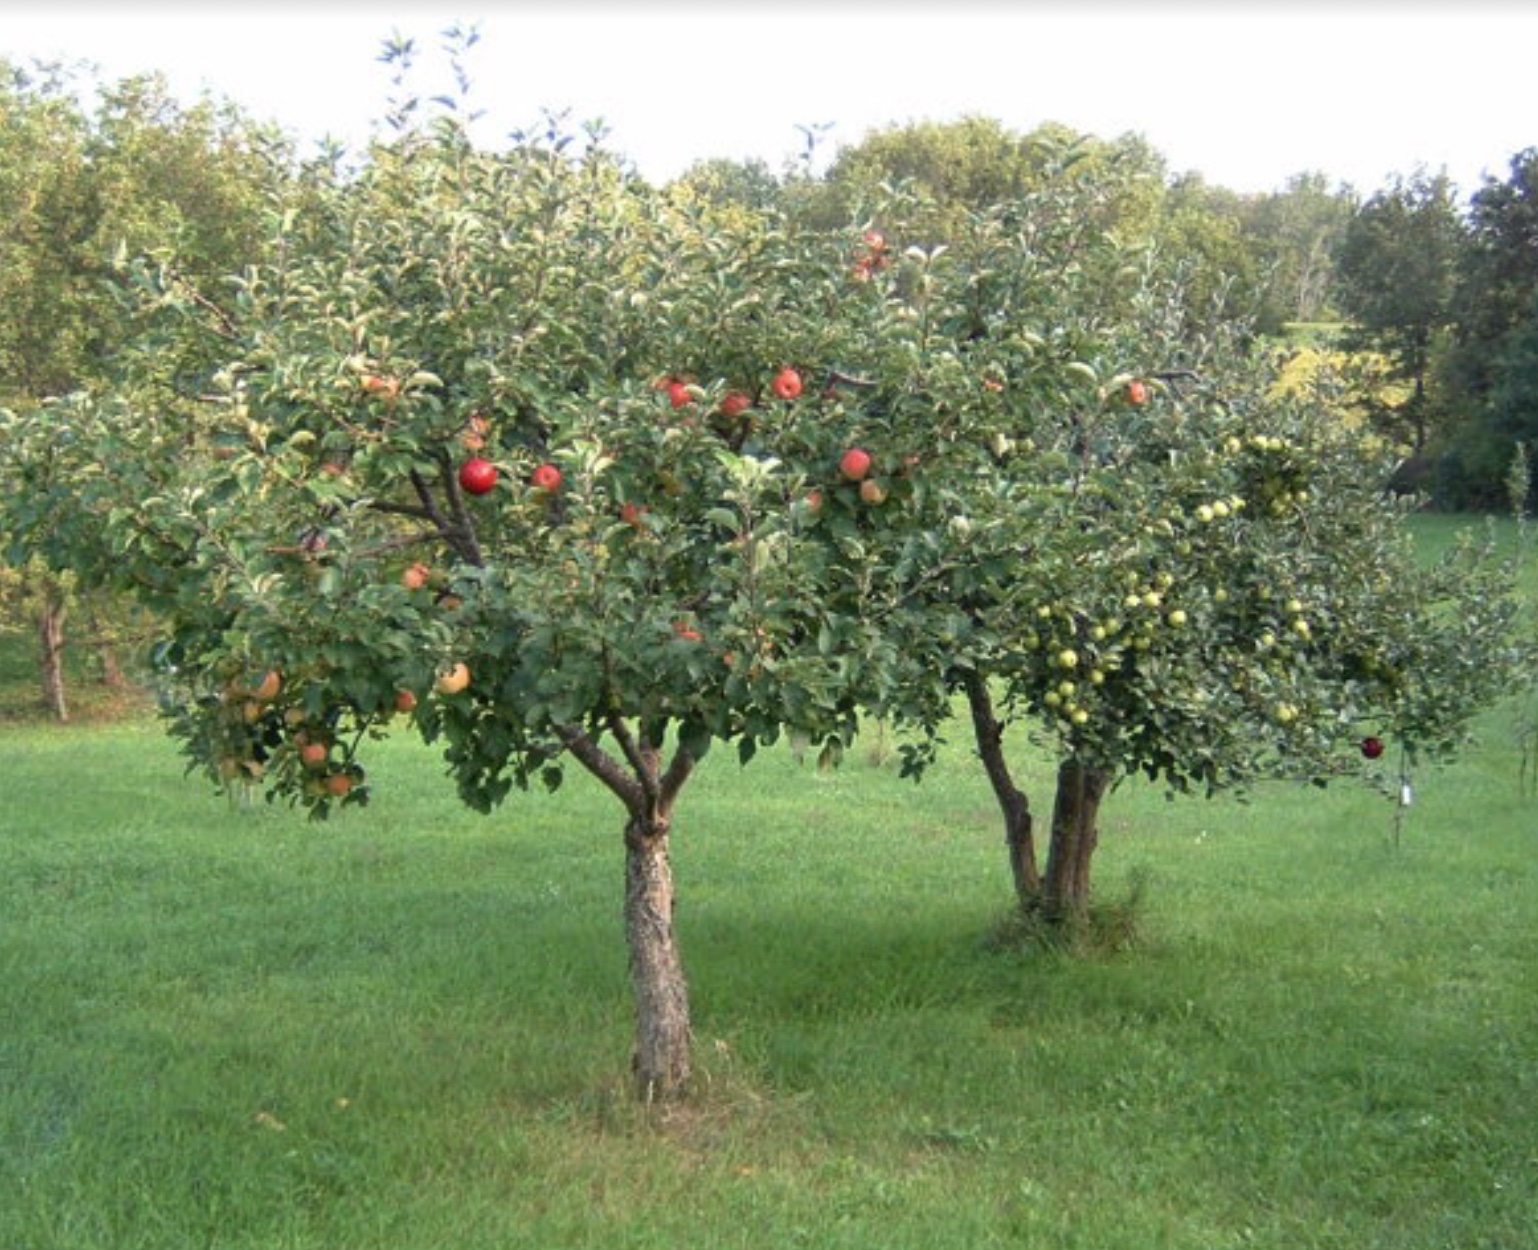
[401,562,431,591]
[667,380,692,410]
[720,390,752,418]
[1361,735,1385,760]
[770,367,803,401]
[530,462,563,493]
[839,447,873,481]
[458,457,498,496]
[394,689,419,714]
[1127,379,1149,406]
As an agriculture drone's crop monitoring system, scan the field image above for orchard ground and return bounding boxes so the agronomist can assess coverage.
[1,515,1535,1249]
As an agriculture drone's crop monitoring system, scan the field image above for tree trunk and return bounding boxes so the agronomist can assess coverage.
[624,813,692,1102]
[964,671,1040,905]
[85,594,126,688]
[1042,756,1110,925]
[557,721,697,1102]
[38,592,69,722]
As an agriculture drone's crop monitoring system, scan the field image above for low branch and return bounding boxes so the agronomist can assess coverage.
[555,724,644,814]
[658,745,697,814]
[606,709,659,811]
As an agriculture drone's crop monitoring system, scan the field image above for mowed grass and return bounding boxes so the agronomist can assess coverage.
[2,512,1536,1249]
[3,701,1536,1250]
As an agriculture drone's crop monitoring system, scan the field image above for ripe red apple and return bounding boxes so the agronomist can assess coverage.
[804,489,824,515]
[299,741,329,770]
[458,457,498,496]
[435,662,471,695]
[529,462,562,493]
[1127,379,1149,406]
[325,772,354,798]
[839,447,873,481]
[401,562,431,591]
[667,380,692,410]
[770,367,803,401]
[1361,735,1385,760]
[250,670,282,703]
[863,229,887,252]
[672,621,703,644]
[394,689,419,714]
[720,390,752,418]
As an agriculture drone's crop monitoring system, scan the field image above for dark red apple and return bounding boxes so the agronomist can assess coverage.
[458,457,498,495]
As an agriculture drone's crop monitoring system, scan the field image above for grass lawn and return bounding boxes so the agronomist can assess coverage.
[3,684,1536,1248]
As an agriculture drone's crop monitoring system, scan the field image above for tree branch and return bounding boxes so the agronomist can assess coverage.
[658,744,697,814]
[606,709,660,811]
[351,530,442,561]
[555,724,644,814]
[431,450,486,567]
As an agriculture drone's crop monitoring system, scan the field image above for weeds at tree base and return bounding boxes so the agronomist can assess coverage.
[985,870,1150,957]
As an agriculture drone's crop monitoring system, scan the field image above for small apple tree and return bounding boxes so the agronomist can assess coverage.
[840,192,1526,930]
[12,114,1044,1097]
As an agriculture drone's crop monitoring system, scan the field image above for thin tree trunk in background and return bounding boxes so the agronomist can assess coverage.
[84,593,126,687]
[38,591,69,722]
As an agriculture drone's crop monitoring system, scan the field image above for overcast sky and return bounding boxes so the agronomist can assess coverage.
[5,3,1535,198]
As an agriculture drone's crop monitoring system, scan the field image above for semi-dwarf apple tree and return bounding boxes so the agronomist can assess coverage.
[7,114,1062,1097]
[829,184,1525,931]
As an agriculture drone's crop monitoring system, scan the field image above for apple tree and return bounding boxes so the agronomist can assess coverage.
[849,194,1527,930]
[11,111,1029,1098]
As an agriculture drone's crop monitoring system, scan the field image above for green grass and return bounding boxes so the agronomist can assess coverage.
[3,693,1536,1249]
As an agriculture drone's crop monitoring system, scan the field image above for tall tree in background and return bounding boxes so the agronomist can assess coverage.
[1242,171,1357,332]
[0,58,283,717]
[1437,149,1538,507]
[1456,148,1538,377]
[1334,169,1465,453]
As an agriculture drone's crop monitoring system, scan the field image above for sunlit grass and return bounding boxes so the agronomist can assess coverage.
[3,675,1535,1249]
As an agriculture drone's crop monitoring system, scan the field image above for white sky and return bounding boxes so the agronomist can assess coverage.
[5,2,1536,198]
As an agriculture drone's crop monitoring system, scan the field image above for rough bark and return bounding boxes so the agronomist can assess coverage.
[625,814,691,1101]
[964,672,1040,904]
[38,593,68,722]
[1043,756,1110,924]
[558,721,697,1101]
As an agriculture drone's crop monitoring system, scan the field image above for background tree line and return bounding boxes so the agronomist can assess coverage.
[1,58,1534,718]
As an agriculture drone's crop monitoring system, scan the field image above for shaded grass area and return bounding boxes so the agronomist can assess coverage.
[3,698,1536,1249]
